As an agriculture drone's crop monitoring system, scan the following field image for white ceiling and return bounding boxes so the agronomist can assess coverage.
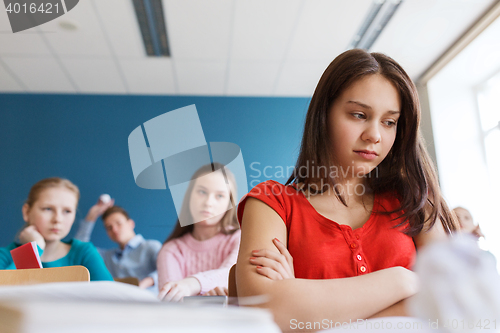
[0,0,496,96]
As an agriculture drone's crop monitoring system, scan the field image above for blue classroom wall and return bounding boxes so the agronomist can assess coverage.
[0,93,310,248]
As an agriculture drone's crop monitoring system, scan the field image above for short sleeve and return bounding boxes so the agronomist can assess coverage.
[237,180,297,228]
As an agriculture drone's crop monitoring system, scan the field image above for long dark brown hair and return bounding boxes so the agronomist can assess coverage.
[287,49,457,236]
[164,163,239,243]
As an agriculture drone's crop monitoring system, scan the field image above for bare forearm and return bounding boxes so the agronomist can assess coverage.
[369,299,409,319]
[237,266,416,332]
[138,276,155,289]
[237,199,417,331]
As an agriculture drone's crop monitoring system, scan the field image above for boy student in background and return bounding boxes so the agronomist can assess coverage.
[0,177,113,281]
[236,49,459,331]
[75,198,161,292]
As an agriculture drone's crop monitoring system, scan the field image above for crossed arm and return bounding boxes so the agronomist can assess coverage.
[157,234,239,301]
[236,198,431,332]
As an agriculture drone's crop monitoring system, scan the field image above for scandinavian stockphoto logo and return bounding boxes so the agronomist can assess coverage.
[3,0,79,33]
[128,105,248,227]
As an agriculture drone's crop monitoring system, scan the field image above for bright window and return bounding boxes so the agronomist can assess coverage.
[426,14,500,264]
[477,73,500,192]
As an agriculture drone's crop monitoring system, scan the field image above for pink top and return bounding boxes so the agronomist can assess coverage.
[156,230,241,294]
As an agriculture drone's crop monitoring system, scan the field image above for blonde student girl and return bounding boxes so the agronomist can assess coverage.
[0,177,113,281]
[236,49,458,330]
[157,163,241,301]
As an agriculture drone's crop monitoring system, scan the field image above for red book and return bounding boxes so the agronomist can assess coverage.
[10,241,43,269]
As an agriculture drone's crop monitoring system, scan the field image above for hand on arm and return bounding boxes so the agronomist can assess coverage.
[158,277,201,302]
[19,225,45,250]
[250,238,295,280]
[237,198,417,331]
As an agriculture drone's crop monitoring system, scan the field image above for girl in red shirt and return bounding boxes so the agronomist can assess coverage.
[236,49,457,331]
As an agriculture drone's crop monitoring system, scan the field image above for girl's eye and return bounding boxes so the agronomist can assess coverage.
[43,207,51,211]
[64,210,72,214]
[198,190,207,195]
[217,194,225,199]
[384,120,397,127]
[351,112,365,119]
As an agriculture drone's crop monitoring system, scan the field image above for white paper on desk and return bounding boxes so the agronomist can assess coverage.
[409,235,500,333]
[0,281,158,303]
[0,300,280,333]
[0,281,281,333]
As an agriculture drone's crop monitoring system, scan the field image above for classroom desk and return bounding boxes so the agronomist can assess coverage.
[0,281,280,333]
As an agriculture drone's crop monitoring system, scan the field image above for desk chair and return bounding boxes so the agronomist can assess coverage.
[114,277,139,286]
[0,266,90,286]
[228,264,238,304]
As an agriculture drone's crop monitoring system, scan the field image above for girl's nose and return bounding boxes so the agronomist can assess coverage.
[361,122,381,144]
[204,194,216,206]
[53,210,63,223]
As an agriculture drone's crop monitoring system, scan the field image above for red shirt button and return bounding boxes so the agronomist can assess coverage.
[357,255,362,261]
[350,243,357,249]
[360,266,366,273]
[355,235,360,240]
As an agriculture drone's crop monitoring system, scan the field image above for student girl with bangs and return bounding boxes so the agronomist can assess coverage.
[0,177,113,281]
[157,163,241,301]
[236,49,458,330]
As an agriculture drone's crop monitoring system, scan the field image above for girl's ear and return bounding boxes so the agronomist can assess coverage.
[22,203,30,223]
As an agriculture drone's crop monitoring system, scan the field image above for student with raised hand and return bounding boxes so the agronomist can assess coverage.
[75,202,162,292]
[157,163,241,301]
[236,49,458,331]
[0,177,113,281]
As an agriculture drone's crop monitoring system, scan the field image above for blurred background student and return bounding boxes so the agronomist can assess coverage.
[157,163,240,301]
[0,177,113,281]
[453,206,484,239]
[75,198,161,292]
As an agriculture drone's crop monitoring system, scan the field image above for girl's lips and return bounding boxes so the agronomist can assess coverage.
[354,151,377,160]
